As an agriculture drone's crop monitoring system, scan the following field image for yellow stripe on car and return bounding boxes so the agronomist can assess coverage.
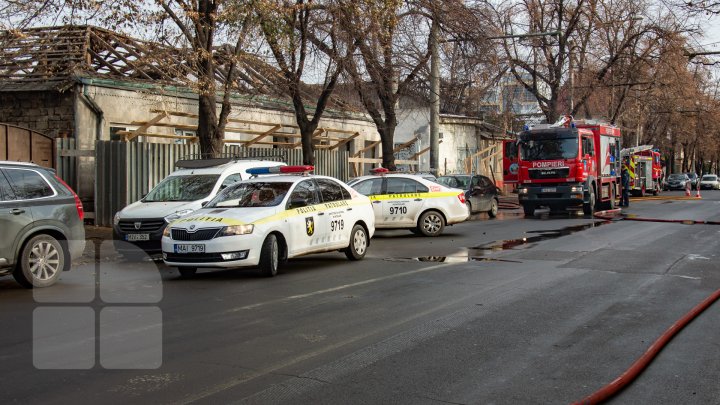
[368,192,458,201]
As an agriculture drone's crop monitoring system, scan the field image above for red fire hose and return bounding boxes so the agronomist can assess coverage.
[572,209,720,404]
[573,288,720,404]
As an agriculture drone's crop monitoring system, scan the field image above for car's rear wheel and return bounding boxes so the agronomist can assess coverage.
[259,234,279,277]
[178,267,197,277]
[344,224,368,261]
[465,201,472,216]
[488,199,499,218]
[418,210,445,237]
[14,234,65,288]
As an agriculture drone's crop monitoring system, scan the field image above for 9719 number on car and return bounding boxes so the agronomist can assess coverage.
[331,219,344,232]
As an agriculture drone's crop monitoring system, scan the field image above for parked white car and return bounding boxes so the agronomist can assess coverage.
[700,174,720,190]
[348,170,468,236]
[113,157,285,259]
[162,166,376,277]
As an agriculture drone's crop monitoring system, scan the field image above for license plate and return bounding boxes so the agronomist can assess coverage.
[174,244,205,254]
[126,233,149,241]
[541,187,557,193]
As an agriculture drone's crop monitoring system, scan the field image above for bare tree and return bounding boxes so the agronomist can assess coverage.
[495,0,667,123]
[156,0,253,157]
[254,0,353,165]
[336,0,433,170]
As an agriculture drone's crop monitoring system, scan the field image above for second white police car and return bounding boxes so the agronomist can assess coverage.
[162,166,375,277]
[348,168,468,236]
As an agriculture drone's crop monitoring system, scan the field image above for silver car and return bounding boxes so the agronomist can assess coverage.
[0,162,86,288]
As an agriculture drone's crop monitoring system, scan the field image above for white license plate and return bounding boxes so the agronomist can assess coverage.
[174,244,205,254]
[541,188,557,193]
[126,233,149,241]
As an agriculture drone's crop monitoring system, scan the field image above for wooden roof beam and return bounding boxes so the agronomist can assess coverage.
[352,140,381,157]
[244,124,282,147]
[393,137,419,153]
[330,132,359,150]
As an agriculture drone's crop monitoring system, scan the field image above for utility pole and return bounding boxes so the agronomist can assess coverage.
[429,18,440,175]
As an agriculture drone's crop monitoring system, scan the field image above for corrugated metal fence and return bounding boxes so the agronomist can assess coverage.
[90,141,348,226]
[55,138,78,191]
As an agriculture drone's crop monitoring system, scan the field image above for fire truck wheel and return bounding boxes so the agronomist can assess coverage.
[583,189,595,216]
[522,204,535,217]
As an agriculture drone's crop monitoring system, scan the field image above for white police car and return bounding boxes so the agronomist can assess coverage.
[162,166,375,277]
[348,169,468,236]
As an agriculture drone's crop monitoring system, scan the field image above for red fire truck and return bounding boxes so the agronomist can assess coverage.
[620,145,663,196]
[511,116,622,216]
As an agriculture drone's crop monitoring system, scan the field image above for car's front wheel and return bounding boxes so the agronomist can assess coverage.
[14,234,66,288]
[344,224,368,261]
[259,234,280,277]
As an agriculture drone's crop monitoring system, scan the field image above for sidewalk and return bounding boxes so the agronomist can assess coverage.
[76,226,117,265]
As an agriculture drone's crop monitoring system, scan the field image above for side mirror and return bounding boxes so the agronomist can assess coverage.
[201,201,209,207]
[288,198,307,209]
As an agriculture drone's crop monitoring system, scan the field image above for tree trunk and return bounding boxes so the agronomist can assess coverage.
[197,94,223,157]
[298,122,318,166]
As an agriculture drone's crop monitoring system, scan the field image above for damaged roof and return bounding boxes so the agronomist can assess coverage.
[0,25,361,116]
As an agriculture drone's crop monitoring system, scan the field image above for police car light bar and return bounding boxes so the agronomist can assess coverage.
[247,165,314,175]
[370,167,390,174]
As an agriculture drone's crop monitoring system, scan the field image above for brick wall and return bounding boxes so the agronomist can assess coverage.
[0,90,75,138]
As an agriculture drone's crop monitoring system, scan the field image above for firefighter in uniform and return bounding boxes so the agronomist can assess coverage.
[620,159,630,207]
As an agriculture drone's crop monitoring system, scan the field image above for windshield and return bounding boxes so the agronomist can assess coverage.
[437,176,470,189]
[668,174,686,180]
[520,137,578,161]
[208,182,293,208]
[702,175,717,181]
[144,175,219,202]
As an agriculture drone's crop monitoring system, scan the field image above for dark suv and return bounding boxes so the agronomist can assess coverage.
[0,162,86,288]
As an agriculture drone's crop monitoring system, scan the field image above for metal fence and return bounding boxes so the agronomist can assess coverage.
[91,141,348,226]
[55,138,78,191]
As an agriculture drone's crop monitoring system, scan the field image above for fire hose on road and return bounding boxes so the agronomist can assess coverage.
[570,209,720,404]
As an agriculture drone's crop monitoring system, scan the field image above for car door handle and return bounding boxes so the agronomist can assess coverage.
[11,209,25,215]
[372,201,381,204]
[346,208,353,211]
[414,198,422,201]
[318,212,325,216]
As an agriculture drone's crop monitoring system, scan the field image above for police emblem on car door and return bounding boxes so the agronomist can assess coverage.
[305,217,315,236]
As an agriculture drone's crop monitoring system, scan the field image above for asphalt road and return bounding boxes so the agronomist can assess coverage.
[1,190,719,404]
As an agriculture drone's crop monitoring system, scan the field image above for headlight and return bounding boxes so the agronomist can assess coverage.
[570,186,582,192]
[518,188,529,194]
[164,209,194,223]
[162,227,171,238]
[219,224,254,236]
[113,212,121,226]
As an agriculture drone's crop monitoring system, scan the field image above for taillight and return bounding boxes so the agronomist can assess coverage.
[55,175,84,220]
[457,192,466,204]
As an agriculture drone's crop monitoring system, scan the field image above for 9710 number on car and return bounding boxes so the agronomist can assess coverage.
[389,206,408,215]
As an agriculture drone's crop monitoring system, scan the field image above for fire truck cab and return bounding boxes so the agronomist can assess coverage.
[512,116,622,216]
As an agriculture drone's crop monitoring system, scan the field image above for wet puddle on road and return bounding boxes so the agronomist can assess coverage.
[382,221,611,263]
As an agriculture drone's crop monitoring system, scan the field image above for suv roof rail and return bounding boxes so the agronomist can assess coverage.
[176,153,287,169]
